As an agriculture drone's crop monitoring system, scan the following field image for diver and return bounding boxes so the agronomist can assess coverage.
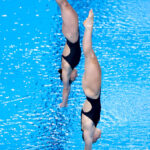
[56,0,81,107]
[81,10,102,150]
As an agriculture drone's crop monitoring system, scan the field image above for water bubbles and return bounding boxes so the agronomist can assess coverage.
[11,89,15,92]
[14,22,18,25]
[1,14,7,17]
[15,65,20,69]
[9,45,15,48]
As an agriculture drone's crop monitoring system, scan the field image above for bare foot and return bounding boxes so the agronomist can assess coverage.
[59,102,68,108]
[83,9,94,30]
[55,0,67,7]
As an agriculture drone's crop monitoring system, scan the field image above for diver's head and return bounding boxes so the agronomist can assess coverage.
[82,128,101,143]
[92,128,101,143]
[58,68,77,82]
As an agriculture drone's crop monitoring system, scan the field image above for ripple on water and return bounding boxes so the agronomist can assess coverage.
[0,0,150,149]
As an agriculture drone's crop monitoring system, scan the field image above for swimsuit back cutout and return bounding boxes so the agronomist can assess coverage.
[62,36,81,70]
[81,95,101,127]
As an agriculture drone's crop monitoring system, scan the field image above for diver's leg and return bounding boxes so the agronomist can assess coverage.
[83,9,94,57]
[56,0,79,43]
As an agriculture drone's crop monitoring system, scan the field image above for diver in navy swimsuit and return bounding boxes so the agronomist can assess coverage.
[81,10,102,149]
[56,0,81,107]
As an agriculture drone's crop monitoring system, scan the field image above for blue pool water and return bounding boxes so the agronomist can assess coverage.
[0,0,150,149]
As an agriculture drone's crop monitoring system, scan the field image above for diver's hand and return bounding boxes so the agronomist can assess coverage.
[59,102,68,108]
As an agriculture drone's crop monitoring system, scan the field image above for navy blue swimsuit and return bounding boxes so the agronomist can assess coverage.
[81,95,101,127]
[62,36,81,70]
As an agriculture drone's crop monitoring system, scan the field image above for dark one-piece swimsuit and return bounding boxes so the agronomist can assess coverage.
[62,35,81,70]
[81,95,101,128]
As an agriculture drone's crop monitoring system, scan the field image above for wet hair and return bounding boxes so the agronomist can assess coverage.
[82,133,85,141]
[58,68,72,84]
[58,68,63,81]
